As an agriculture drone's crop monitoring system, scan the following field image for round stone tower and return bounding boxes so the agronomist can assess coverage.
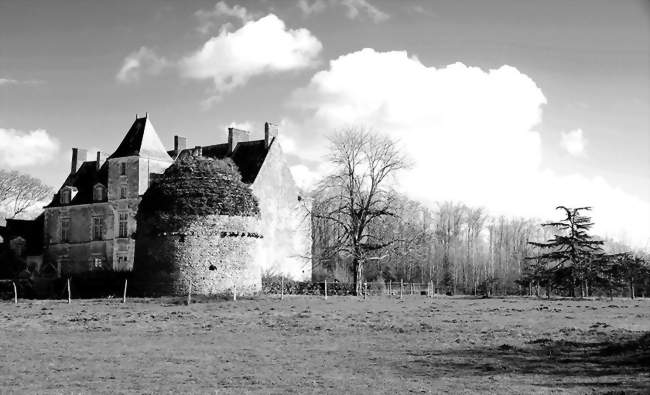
[133,155,263,296]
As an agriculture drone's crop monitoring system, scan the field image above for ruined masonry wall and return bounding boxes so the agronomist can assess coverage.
[136,215,263,296]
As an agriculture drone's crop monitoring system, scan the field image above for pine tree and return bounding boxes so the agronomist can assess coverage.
[527,206,604,298]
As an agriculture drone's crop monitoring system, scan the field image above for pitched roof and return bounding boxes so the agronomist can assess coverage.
[173,139,270,184]
[3,214,44,254]
[109,117,172,162]
[45,161,108,208]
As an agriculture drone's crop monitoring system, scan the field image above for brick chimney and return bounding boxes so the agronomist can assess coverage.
[228,127,250,154]
[70,148,87,174]
[95,151,108,171]
[264,122,278,149]
[174,135,187,155]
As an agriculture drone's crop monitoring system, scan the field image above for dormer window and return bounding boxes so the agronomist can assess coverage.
[93,184,105,201]
[120,162,127,176]
[60,188,71,204]
[120,185,127,199]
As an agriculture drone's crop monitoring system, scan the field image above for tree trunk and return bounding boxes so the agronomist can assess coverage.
[630,281,635,300]
[353,257,363,296]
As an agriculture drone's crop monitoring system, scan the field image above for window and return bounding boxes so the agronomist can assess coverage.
[92,216,103,240]
[120,185,127,199]
[118,213,128,238]
[92,256,103,270]
[93,185,104,201]
[120,162,127,176]
[60,189,71,204]
[61,218,70,242]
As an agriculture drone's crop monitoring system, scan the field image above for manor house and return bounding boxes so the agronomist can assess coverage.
[39,115,311,279]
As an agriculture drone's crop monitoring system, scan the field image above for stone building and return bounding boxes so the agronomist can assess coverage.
[134,156,264,296]
[40,114,311,280]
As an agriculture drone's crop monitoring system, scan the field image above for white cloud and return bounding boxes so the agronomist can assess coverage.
[285,48,650,248]
[0,78,44,86]
[116,46,168,83]
[561,128,586,156]
[297,0,389,23]
[195,1,256,34]
[297,0,327,16]
[0,128,60,168]
[180,14,322,97]
[341,0,389,22]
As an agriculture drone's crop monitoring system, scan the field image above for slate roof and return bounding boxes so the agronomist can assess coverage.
[171,139,270,184]
[2,214,44,254]
[44,161,108,208]
[109,116,173,162]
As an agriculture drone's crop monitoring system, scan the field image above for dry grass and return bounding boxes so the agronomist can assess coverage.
[1,295,649,394]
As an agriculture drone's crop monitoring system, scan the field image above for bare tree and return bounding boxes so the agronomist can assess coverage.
[0,169,52,219]
[314,128,410,294]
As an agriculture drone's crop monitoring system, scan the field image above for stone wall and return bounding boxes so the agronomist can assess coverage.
[134,215,263,296]
[44,203,115,275]
[251,138,312,280]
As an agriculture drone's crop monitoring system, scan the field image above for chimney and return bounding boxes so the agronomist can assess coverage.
[95,151,107,171]
[264,122,278,149]
[192,145,203,157]
[228,127,250,154]
[174,135,187,155]
[70,148,88,174]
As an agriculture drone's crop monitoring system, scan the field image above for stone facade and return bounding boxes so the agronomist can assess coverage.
[39,115,312,284]
[135,215,263,296]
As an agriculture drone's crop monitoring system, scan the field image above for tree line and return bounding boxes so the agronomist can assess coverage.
[310,128,649,298]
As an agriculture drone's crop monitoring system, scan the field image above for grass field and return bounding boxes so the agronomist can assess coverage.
[1,295,648,394]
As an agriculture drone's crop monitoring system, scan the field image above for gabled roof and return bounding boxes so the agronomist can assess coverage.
[109,116,173,162]
[45,161,108,208]
[2,214,44,254]
[173,139,270,184]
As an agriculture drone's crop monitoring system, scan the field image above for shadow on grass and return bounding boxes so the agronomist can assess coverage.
[399,331,650,390]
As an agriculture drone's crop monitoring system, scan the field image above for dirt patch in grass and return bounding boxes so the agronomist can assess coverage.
[1,296,648,393]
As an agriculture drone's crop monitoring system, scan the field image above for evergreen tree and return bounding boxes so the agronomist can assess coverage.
[527,206,604,298]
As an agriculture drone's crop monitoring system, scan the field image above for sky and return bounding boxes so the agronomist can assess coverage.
[0,0,648,248]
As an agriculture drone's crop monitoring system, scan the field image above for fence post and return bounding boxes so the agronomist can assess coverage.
[187,281,192,305]
[388,281,392,296]
[324,280,328,300]
[400,279,403,299]
[430,281,434,298]
[12,281,17,305]
[233,284,237,301]
[363,282,367,300]
[122,279,128,304]
[281,276,284,300]
[67,278,71,304]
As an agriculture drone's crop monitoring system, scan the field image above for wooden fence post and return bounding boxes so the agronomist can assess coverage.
[400,280,403,299]
[233,284,237,301]
[67,278,71,304]
[363,282,367,300]
[388,281,392,296]
[122,279,128,304]
[324,280,328,300]
[187,281,192,305]
[12,281,17,305]
[280,276,284,300]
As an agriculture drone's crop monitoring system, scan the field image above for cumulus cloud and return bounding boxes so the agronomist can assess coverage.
[195,1,257,34]
[285,48,649,248]
[180,14,322,97]
[0,128,60,168]
[561,128,586,156]
[297,0,389,22]
[116,47,168,83]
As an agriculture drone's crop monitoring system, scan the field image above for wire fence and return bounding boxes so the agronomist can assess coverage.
[1,276,452,304]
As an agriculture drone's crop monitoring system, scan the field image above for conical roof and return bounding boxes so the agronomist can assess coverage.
[109,116,172,162]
